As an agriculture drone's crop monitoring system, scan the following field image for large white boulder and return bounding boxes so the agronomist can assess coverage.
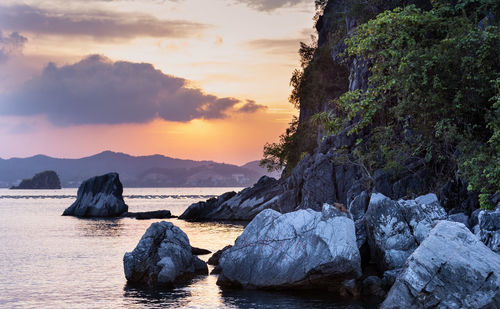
[217,204,361,292]
[364,193,447,272]
[381,220,500,308]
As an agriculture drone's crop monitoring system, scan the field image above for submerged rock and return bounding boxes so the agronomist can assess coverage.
[381,221,500,308]
[62,173,128,217]
[364,193,446,272]
[121,210,172,220]
[191,247,211,255]
[10,170,61,189]
[217,204,361,291]
[123,221,208,287]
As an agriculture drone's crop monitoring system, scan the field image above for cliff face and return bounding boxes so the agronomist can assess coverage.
[10,170,61,189]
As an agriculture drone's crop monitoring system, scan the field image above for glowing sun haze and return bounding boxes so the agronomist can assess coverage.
[0,0,316,164]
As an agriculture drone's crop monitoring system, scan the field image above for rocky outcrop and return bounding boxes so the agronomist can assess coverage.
[364,193,447,272]
[180,176,283,221]
[62,173,128,217]
[123,221,208,287]
[381,221,500,308]
[476,206,500,254]
[217,204,361,292]
[10,170,61,189]
[121,210,172,220]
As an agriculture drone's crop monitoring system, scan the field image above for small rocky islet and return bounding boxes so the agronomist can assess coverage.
[10,170,61,189]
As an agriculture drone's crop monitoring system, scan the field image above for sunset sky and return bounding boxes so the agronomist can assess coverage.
[0,0,317,164]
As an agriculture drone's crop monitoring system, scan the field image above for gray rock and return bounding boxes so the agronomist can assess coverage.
[180,176,283,221]
[123,221,208,287]
[364,193,447,272]
[381,221,500,309]
[374,170,393,197]
[448,212,470,228]
[348,190,370,221]
[478,208,500,254]
[179,191,237,221]
[362,276,386,299]
[62,173,128,217]
[217,204,361,291]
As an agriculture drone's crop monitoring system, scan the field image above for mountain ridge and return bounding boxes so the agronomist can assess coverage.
[0,151,275,188]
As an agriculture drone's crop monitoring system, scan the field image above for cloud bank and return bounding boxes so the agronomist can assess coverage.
[232,0,309,11]
[0,55,266,126]
[0,31,27,63]
[0,5,207,40]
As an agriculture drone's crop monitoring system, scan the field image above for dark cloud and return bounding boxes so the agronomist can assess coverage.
[232,0,308,11]
[244,38,301,54]
[0,55,265,126]
[0,5,207,40]
[236,100,267,113]
[0,31,27,63]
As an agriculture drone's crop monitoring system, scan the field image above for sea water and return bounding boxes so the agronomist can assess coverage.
[0,188,365,308]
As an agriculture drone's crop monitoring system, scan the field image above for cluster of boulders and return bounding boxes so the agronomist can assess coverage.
[210,193,500,307]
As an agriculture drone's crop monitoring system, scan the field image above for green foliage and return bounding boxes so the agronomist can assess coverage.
[260,117,317,176]
[317,1,499,197]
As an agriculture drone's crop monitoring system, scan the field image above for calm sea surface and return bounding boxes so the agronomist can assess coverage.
[0,188,366,308]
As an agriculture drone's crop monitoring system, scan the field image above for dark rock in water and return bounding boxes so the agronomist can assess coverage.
[10,170,61,189]
[123,221,208,287]
[208,245,233,274]
[179,191,236,221]
[62,173,128,217]
[217,204,361,291]
[121,210,172,220]
[476,207,500,254]
[364,193,447,272]
[208,245,232,266]
[191,247,211,255]
[180,176,283,221]
[381,221,500,309]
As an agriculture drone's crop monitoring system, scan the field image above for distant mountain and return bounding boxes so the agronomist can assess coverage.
[0,151,279,188]
[240,160,282,180]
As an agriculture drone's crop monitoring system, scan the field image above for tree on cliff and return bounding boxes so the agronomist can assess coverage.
[319,0,499,208]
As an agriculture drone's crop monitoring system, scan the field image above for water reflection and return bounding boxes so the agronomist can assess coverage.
[123,285,192,308]
[74,218,126,237]
[220,289,365,309]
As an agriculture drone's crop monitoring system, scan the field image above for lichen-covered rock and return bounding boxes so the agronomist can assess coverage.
[381,221,500,309]
[123,221,208,287]
[217,204,361,291]
[364,193,447,272]
[62,173,128,217]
